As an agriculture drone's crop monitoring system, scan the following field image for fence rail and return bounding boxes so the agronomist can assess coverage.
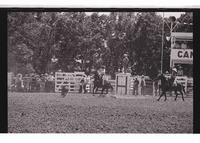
[8,72,193,96]
[55,72,88,93]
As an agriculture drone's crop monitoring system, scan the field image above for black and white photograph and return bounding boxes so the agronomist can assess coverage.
[7,11,193,133]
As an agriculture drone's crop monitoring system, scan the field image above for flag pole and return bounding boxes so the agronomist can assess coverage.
[161,12,164,74]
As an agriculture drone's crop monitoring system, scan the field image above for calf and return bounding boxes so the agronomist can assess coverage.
[61,85,69,97]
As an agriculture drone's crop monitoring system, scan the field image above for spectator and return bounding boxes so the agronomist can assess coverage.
[45,73,55,92]
[15,73,23,92]
[133,77,139,96]
[79,77,87,93]
[23,74,31,92]
[45,73,50,92]
[140,75,146,96]
[122,53,129,73]
[30,74,37,92]
[35,75,41,92]
[51,73,55,92]
[40,74,46,92]
[10,74,16,92]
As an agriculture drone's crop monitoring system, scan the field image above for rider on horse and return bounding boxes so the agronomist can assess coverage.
[156,67,185,101]
[91,66,113,95]
[93,69,101,81]
[92,66,105,84]
[170,67,178,86]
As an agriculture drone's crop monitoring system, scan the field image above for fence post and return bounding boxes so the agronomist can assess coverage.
[152,81,155,97]
[138,76,141,96]
[185,77,188,94]
[115,73,131,95]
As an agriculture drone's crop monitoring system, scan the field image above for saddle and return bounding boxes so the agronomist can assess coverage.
[167,76,179,88]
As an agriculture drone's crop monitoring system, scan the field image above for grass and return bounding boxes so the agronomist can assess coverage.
[8,92,193,133]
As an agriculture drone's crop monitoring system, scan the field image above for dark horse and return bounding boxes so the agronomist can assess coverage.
[155,74,186,101]
[92,72,113,96]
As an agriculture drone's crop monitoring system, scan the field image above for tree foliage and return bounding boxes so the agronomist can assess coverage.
[8,12,192,79]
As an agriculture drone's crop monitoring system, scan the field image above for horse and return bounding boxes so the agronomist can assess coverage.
[92,72,113,96]
[94,79,114,95]
[154,74,186,101]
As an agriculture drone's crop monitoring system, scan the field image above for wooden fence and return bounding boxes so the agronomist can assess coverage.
[9,71,192,95]
[55,72,193,95]
[55,72,90,93]
[8,72,14,89]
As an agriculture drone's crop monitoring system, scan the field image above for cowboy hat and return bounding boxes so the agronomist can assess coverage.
[172,68,177,73]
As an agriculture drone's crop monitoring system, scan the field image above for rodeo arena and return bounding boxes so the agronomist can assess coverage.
[8,12,193,133]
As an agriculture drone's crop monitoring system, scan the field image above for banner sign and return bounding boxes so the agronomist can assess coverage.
[171,49,193,61]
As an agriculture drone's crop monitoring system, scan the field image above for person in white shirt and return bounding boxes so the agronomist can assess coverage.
[171,67,178,86]
[79,76,89,93]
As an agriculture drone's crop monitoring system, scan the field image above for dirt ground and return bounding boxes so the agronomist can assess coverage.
[8,92,193,133]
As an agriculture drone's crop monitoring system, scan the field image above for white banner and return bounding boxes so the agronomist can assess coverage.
[171,49,193,61]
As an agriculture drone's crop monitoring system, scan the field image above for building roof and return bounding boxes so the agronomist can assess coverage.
[171,32,193,41]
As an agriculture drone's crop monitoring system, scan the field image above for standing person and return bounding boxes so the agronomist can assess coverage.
[31,74,37,92]
[15,73,23,92]
[140,75,146,96]
[133,77,139,96]
[10,74,16,92]
[49,72,55,92]
[23,74,29,92]
[122,53,129,73]
[35,74,41,92]
[46,73,52,92]
[40,74,46,92]
[79,76,87,93]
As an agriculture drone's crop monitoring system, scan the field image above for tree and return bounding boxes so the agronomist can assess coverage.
[176,12,193,32]
[8,12,35,74]
[9,12,190,79]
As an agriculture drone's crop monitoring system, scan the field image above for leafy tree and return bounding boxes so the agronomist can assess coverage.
[7,12,192,79]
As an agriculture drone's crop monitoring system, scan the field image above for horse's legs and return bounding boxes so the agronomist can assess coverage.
[79,85,82,93]
[101,87,104,95]
[174,90,178,101]
[83,84,87,93]
[169,87,172,96]
[158,85,161,96]
[164,92,167,101]
[157,91,164,101]
[180,90,185,101]
[94,86,99,93]
[92,85,96,95]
